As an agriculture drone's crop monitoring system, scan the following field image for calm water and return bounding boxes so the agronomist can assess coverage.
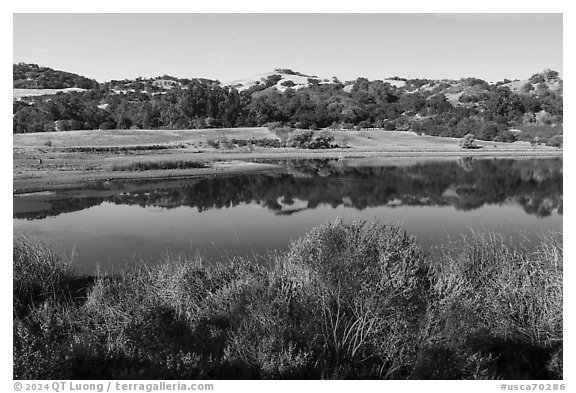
[13,158,563,275]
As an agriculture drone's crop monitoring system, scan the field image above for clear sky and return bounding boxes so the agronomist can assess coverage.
[13,13,563,83]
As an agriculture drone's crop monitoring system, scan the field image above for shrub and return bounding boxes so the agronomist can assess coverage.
[13,236,74,314]
[266,121,283,130]
[418,231,563,379]
[271,126,294,142]
[285,130,313,148]
[285,130,334,149]
[206,138,219,148]
[229,138,281,148]
[285,220,430,378]
[219,137,235,150]
[547,135,563,148]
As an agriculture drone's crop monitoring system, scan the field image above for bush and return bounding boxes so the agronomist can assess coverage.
[285,220,430,378]
[418,232,563,379]
[271,126,294,142]
[230,138,281,148]
[13,236,74,314]
[547,135,563,148]
[206,138,218,148]
[266,121,283,130]
[219,137,235,150]
[285,130,334,149]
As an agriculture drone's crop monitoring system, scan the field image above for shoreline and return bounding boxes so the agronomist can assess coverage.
[13,148,562,194]
[13,128,562,194]
[14,149,562,194]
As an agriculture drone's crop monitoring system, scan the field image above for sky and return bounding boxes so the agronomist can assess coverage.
[13,13,563,83]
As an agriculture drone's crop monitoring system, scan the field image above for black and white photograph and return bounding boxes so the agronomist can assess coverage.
[10,9,565,387]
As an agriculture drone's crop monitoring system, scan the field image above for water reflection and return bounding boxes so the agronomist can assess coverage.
[13,158,562,274]
[14,158,563,220]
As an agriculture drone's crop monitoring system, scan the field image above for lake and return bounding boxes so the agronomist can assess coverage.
[13,157,563,275]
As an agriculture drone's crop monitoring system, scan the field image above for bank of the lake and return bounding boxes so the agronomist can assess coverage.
[13,128,561,194]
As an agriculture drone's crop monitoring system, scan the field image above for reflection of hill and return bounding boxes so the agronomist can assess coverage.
[14,158,563,220]
[14,197,104,220]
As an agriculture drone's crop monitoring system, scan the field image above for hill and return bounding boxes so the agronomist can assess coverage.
[13,63,99,90]
[224,69,334,92]
[502,69,563,95]
[12,63,563,146]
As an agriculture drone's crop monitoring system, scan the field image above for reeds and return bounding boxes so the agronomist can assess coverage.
[111,160,207,172]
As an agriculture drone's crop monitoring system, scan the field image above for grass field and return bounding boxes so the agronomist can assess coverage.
[13,88,87,100]
[13,128,279,149]
[14,127,544,151]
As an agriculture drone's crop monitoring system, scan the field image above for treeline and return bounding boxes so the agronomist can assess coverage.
[13,64,563,143]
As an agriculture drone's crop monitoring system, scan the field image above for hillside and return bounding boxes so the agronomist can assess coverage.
[225,70,324,92]
[502,69,563,95]
[12,63,563,146]
[13,63,99,90]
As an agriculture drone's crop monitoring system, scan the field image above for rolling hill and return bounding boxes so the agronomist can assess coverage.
[12,63,563,146]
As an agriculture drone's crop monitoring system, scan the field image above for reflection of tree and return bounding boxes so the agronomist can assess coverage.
[14,159,562,220]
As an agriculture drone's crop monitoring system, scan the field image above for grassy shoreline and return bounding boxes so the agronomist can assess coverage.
[14,220,562,380]
[13,128,561,194]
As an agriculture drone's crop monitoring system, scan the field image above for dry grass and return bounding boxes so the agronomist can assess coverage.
[13,128,551,152]
[13,128,278,149]
[13,88,87,100]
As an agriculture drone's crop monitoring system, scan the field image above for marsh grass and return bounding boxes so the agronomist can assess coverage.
[111,160,208,172]
[61,144,186,153]
[13,221,562,380]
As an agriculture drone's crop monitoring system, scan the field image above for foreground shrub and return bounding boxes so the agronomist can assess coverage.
[13,236,74,314]
[417,232,563,379]
[284,220,430,378]
[13,222,563,379]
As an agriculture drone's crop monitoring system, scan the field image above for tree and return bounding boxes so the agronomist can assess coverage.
[522,83,534,93]
[459,134,477,149]
[477,122,499,141]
